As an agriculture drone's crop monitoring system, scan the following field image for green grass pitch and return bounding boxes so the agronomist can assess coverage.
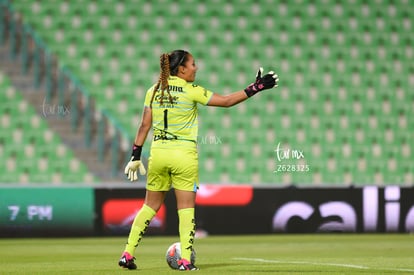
[1,234,414,274]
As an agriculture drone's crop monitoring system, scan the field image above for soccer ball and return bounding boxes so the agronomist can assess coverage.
[165,242,196,269]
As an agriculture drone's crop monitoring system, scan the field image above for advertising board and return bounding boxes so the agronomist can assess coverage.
[0,187,94,236]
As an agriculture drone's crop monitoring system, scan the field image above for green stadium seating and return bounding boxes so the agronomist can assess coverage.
[0,73,96,184]
[8,0,414,185]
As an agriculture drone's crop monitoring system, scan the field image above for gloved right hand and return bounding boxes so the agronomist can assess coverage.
[244,67,279,97]
[124,157,147,181]
[124,145,147,181]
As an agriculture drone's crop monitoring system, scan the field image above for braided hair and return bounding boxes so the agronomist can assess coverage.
[149,50,189,107]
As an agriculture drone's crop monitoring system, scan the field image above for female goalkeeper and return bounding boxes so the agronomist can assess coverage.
[119,49,278,271]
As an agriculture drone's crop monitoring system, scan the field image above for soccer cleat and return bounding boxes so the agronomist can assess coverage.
[178,259,199,271]
[118,252,137,270]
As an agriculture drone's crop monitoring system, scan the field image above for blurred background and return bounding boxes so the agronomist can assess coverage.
[0,0,413,186]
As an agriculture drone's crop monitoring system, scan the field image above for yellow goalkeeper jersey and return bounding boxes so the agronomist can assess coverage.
[144,76,213,148]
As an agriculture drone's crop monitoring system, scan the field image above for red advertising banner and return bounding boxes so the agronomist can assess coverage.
[196,185,253,206]
[102,199,166,233]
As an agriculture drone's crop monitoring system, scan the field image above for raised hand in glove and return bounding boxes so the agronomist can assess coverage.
[124,144,147,181]
[244,67,279,97]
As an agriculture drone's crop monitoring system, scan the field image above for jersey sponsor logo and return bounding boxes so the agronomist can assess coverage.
[154,94,179,103]
[154,94,179,108]
[154,134,177,141]
[168,85,184,93]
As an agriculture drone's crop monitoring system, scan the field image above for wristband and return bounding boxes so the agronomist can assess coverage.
[131,144,142,161]
[244,84,259,97]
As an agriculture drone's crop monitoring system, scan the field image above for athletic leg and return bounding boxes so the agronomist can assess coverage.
[119,190,166,269]
[124,190,166,255]
[175,189,198,270]
[175,189,196,209]
[170,147,199,270]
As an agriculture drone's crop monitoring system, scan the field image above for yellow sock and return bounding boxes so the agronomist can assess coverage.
[178,208,196,261]
[124,204,156,256]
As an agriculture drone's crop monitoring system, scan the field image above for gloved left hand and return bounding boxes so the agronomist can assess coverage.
[244,67,279,97]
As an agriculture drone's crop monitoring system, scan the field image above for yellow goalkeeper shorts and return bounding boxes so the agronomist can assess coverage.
[146,145,199,192]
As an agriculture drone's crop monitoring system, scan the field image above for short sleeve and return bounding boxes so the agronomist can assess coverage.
[144,85,156,107]
[188,84,213,106]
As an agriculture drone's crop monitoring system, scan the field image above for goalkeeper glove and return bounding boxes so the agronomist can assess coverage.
[124,144,147,181]
[244,67,279,97]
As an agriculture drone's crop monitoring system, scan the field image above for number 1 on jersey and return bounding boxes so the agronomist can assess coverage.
[163,109,168,130]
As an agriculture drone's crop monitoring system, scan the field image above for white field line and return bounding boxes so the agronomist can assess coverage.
[233,257,414,273]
